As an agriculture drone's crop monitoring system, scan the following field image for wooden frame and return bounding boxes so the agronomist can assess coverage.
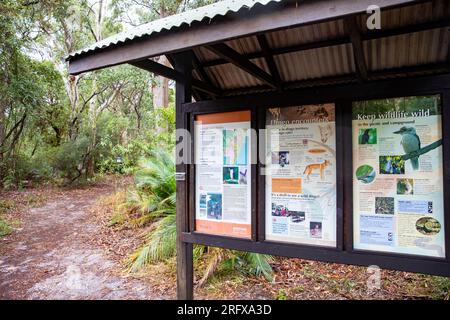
[178,74,450,301]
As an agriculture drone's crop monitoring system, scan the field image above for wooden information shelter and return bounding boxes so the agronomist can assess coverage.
[66,0,450,299]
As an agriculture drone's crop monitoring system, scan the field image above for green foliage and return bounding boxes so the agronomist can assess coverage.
[0,199,15,237]
[276,289,287,300]
[431,276,450,300]
[124,150,273,285]
[0,217,13,237]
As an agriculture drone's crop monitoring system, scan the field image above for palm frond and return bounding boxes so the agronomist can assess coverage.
[129,214,177,272]
[239,251,274,282]
[196,247,228,288]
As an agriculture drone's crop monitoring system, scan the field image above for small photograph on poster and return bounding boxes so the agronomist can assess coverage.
[272,203,288,217]
[415,217,441,236]
[238,167,248,185]
[358,128,377,145]
[206,193,222,220]
[310,222,322,239]
[291,211,306,223]
[199,193,207,218]
[223,166,239,184]
[375,197,395,215]
[355,164,376,184]
[223,128,248,166]
[379,155,405,174]
[271,151,290,167]
[397,178,414,195]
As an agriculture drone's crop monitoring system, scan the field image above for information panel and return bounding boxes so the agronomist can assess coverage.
[352,95,445,257]
[265,105,337,247]
[195,111,252,238]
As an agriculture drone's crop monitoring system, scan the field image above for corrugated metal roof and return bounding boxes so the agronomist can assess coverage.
[196,0,450,96]
[66,0,281,60]
[67,0,450,98]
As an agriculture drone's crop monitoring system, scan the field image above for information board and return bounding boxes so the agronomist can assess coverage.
[352,95,445,257]
[265,104,337,247]
[195,111,252,238]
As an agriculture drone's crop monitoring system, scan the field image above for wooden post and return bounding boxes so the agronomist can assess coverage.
[173,52,194,300]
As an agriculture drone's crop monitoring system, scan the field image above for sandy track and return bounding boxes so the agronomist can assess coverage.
[0,182,161,300]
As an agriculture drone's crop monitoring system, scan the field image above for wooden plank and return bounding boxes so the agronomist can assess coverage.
[130,59,183,81]
[256,34,283,91]
[173,51,194,300]
[335,101,345,250]
[68,0,419,74]
[442,90,450,262]
[202,37,350,68]
[182,73,450,113]
[205,43,278,89]
[181,232,450,277]
[342,101,354,251]
[192,52,218,99]
[166,54,204,102]
[192,79,221,96]
[345,16,368,81]
[214,63,450,97]
[131,58,221,96]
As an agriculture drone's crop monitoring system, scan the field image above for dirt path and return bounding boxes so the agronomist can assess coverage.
[0,180,164,300]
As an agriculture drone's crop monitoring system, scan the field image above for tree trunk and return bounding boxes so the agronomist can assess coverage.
[0,104,5,162]
[151,55,170,109]
[86,0,106,178]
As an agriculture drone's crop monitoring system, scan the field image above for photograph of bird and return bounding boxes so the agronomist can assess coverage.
[361,129,371,144]
[393,126,421,170]
[357,169,376,183]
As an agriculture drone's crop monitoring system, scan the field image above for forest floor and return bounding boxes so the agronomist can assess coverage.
[0,176,163,299]
[0,176,449,300]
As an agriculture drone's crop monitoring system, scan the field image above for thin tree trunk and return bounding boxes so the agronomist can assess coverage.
[151,55,170,109]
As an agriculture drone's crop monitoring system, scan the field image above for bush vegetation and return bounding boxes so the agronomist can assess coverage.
[110,149,274,285]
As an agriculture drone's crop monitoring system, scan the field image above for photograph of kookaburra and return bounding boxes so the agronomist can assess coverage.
[393,126,421,170]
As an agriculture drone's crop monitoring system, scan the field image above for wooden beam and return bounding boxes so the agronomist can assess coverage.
[206,43,278,88]
[68,0,419,74]
[192,52,218,99]
[172,51,194,300]
[220,62,450,96]
[256,34,283,92]
[200,18,450,69]
[345,16,368,81]
[130,58,221,97]
[192,79,221,96]
[130,59,183,81]
[166,54,206,101]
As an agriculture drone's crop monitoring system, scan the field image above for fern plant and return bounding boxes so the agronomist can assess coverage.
[126,149,274,285]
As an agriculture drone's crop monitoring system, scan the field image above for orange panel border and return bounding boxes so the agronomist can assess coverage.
[195,110,251,125]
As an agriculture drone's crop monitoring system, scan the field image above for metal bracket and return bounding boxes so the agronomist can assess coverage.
[175,172,186,181]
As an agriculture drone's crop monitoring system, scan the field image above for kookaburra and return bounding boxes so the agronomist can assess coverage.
[393,127,421,170]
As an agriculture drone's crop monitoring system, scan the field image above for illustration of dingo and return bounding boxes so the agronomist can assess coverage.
[319,124,333,143]
[303,160,330,180]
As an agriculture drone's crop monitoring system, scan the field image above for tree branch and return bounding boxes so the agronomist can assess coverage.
[401,139,443,161]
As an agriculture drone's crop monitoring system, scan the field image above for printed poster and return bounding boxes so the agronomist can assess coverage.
[195,111,252,238]
[265,104,337,247]
[352,95,445,257]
